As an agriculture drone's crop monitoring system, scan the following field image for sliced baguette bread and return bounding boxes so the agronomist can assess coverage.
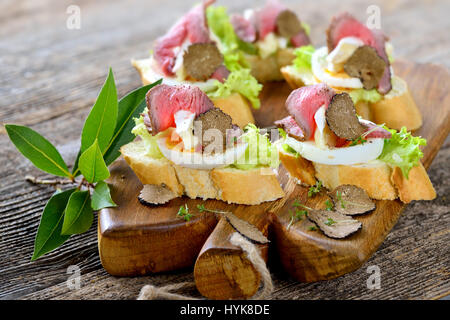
[131,58,255,128]
[121,140,285,205]
[245,48,296,82]
[279,152,436,203]
[281,67,423,131]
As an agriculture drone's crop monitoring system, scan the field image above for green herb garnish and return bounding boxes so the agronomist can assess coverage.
[308,181,322,197]
[350,136,367,146]
[308,226,318,231]
[325,218,337,226]
[325,199,333,211]
[336,191,346,209]
[177,204,193,221]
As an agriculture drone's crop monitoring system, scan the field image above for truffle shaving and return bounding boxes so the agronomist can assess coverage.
[344,45,386,90]
[183,43,223,81]
[223,211,269,244]
[330,184,376,215]
[307,210,362,239]
[138,184,178,205]
[194,108,234,153]
[276,10,302,38]
[325,93,366,140]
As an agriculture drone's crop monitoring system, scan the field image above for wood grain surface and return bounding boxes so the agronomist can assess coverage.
[0,0,449,300]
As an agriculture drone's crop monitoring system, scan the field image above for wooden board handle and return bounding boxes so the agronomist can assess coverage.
[194,208,270,299]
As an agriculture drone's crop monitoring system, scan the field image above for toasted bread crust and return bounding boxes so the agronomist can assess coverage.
[246,48,296,82]
[313,162,398,200]
[211,167,285,205]
[279,150,316,185]
[280,149,434,202]
[121,140,284,205]
[121,141,184,195]
[390,162,436,203]
[281,65,312,89]
[210,93,255,129]
[371,88,422,131]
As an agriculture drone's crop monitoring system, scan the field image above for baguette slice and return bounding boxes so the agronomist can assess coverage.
[371,77,422,131]
[279,151,435,203]
[281,66,423,131]
[245,48,296,82]
[121,140,285,205]
[131,58,255,128]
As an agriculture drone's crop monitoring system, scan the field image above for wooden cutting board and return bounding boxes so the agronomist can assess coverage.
[98,60,450,299]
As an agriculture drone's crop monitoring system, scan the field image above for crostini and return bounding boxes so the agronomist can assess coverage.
[281,12,423,131]
[275,84,435,203]
[121,84,284,205]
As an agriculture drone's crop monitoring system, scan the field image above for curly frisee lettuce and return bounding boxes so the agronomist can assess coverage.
[131,113,163,159]
[378,127,426,179]
[207,69,262,109]
[232,124,280,170]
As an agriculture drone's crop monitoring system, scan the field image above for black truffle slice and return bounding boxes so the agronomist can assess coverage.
[194,108,234,152]
[344,45,386,90]
[183,43,223,81]
[276,10,303,38]
[325,93,366,140]
[138,184,177,205]
[307,209,362,239]
[330,185,376,215]
[223,211,269,244]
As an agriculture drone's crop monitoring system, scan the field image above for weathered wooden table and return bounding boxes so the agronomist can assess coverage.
[0,0,448,300]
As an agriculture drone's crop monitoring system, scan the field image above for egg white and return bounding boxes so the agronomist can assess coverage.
[311,46,364,89]
[157,136,248,170]
[285,136,384,166]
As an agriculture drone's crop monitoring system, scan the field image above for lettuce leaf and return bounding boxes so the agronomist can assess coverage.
[293,45,315,72]
[378,127,426,179]
[206,6,250,71]
[207,69,262,109]
[349,88,382,105]
[131,113,163,159]
[232,124,280,170]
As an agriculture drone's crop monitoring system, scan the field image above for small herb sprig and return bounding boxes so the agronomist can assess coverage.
[308,181,322,197]
[325,199,334,211]
[177,204,193,221]
[336,191,346,209]
[325,218,337,226]
[350,136,367,146]
[5,69,161,260]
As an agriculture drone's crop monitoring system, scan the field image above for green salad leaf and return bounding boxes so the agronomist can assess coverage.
[233,124,280,170]
[206,6,250,71]
[208,69,263,109]
[349,88,382,105]
[293,45,315,72]
[131,113,164,159]
[378,127,427,179]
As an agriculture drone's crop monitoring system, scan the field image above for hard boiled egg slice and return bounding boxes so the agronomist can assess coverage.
[157,136,248,170]
[326,37,364,72]
[285,136,384,166]
[312,46,363,89]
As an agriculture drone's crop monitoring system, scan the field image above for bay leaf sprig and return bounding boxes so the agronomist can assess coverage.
[5,68,161,260]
